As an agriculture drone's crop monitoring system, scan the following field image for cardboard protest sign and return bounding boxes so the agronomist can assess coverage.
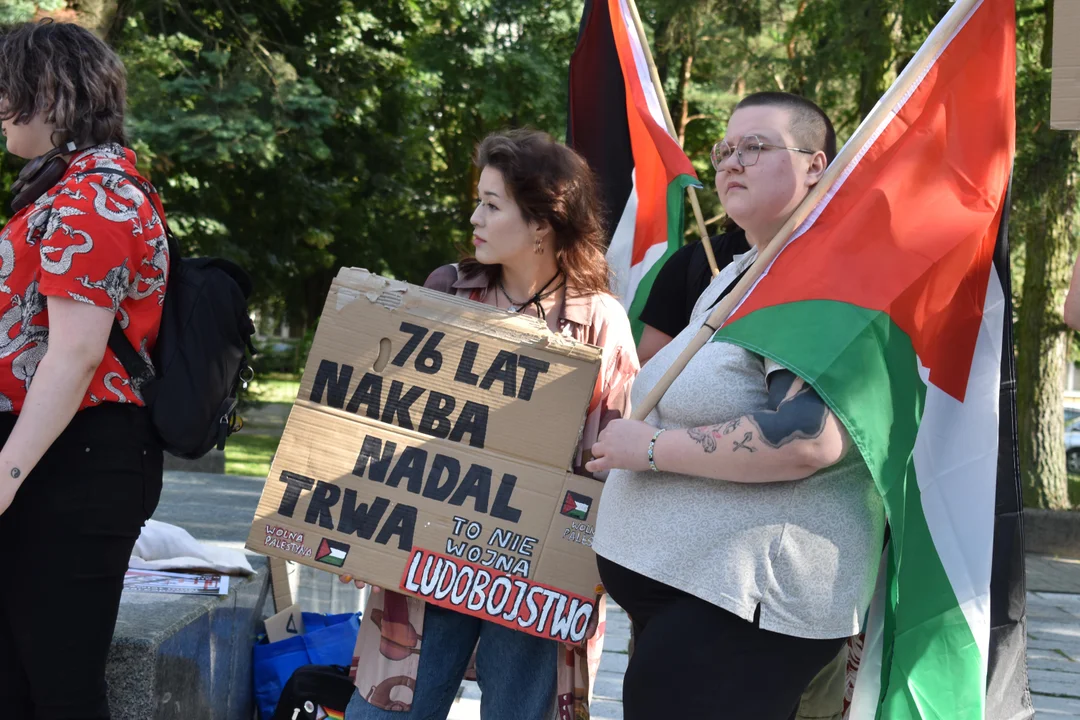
[248,269,605,643]
[264,603,305,643]
[1052,0,1080,129]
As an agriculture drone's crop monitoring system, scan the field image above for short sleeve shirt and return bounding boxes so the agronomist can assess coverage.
[638,230,750,337]
[593,249,886,640]
[0,144,169,413]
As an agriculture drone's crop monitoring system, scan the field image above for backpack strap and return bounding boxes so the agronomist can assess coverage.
[72,168,174,385]
[109,320,155,388]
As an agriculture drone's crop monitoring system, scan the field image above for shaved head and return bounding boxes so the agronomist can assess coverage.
[735,92,836,164]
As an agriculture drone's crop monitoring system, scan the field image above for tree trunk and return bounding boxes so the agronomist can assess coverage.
[652,12,672,87]
[1014,0,1079,509]
[1017,189,1074,509]
[675,51,693,146]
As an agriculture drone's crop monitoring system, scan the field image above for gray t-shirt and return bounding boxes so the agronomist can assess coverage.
[593,250,886,640]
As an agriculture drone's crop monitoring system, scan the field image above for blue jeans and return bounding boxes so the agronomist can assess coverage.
[345,603,557,720]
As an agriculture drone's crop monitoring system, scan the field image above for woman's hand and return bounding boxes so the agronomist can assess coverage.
[585,419,659,474]
[338,574,381,593]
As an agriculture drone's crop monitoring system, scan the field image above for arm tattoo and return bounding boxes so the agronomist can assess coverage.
[10,467,20,479]
[732,432,756,453]
[689,419,753,454]
[688,427,718,453]
[748,370,829,449]
[686,372,823,456]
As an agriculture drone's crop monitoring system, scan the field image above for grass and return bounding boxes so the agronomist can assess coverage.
[1070,474,1080,507]
[245,372,302,405]
[225,433,281,478]
[227,372,300,476]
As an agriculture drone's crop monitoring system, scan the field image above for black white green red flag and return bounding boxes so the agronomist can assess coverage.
[707,0,1031,716]
[568,0,699,340]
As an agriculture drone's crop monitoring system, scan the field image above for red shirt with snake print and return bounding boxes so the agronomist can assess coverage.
[0,144,169,413]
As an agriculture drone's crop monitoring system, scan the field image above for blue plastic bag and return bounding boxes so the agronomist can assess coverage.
[253,611,360,720]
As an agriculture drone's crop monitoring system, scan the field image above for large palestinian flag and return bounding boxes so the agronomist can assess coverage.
[568,0,699,340]
[708,0,1031,716]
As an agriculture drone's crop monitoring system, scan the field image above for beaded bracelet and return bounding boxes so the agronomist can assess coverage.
[648,428,666,472]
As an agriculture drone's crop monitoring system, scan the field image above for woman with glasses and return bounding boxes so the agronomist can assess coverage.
[635,102,828,367]
[586,92,886,720]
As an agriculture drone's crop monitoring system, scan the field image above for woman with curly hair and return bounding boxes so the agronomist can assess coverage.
[342,129,639,720]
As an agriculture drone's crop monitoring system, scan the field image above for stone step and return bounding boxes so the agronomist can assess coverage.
[107,560,269,720]
[107,471,365,719]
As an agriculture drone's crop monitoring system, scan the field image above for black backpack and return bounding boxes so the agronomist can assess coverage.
[270,665,356,720]
[76,168,256,459]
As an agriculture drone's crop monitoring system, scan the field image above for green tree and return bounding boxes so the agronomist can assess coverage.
[3,0,1077,506]
[111,0,580,330]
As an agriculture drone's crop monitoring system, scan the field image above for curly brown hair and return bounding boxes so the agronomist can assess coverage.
[0,19,127,147]
[460,129,612,298]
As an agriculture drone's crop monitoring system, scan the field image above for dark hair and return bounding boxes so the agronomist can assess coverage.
[461,129,611,298]
[735,91,837,164]
[0,19,128,148]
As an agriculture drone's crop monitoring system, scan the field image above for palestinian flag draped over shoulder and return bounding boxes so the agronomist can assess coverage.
[567,0,699,340]
[709,0,1031,717]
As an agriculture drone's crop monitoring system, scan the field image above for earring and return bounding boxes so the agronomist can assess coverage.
[534,236,544,255]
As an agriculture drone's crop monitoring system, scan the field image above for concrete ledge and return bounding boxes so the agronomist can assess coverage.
[1025,509,1080,559]
[104,472,366,720]
[152,471,367,615]
[106,559,270,720]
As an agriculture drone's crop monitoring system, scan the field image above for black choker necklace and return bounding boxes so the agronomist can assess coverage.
[498,273,564,320]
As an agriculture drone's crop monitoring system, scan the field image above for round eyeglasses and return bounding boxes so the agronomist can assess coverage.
[711,135,817,171]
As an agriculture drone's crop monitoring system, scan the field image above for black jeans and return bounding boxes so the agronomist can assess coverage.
[597,554,846,720]
[0,404,163,720]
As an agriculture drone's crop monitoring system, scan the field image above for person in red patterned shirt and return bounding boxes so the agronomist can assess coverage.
[0,20,169,718]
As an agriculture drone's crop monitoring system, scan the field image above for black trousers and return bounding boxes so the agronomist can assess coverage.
[597,554,847,720]
[0,404,162,720]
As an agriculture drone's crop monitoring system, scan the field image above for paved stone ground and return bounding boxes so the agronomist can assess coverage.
[447,602,631,720]
[1028,556,1080,718]
[445,557,1080,720]
[157,472,1080,718]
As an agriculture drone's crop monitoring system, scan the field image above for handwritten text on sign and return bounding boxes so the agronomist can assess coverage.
[309,321,553,450]
[248,270,604,638]
[400,548,595,643]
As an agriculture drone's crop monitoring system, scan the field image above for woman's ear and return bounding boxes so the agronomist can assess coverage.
[805,151,828,188]
[533,218,554,239]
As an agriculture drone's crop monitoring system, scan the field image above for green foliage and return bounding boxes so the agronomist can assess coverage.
[4,1,1079,505]
[0,0,65,25]
[101,0,580,329]
[250,338,307,376]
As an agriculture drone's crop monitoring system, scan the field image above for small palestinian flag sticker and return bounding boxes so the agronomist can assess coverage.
[315,538,350,568]
[561,491,593,521]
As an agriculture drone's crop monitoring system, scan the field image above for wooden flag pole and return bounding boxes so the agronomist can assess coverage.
[623,0,720,278]
[629,0,981,422]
